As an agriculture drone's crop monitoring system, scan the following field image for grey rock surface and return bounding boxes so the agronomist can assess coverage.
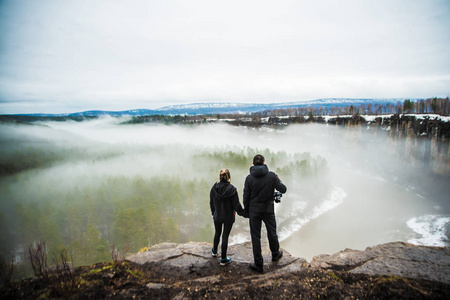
[126,241,298,269]
[310,242,450,283]
[127,241,450,284]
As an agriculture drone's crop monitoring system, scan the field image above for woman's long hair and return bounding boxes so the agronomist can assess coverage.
[219,169,231,182]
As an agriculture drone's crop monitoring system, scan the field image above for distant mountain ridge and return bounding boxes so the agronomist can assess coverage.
[16,98,415,117]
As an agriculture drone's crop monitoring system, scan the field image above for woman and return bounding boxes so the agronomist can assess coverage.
[210,169,245,265]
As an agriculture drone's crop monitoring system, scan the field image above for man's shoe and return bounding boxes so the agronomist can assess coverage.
[249,263,263,273]
[211,247,218,257]
[220,257,232,265]
[272,250,283,262]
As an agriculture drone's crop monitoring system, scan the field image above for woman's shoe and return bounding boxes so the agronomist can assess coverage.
[220,257,232,265]
[211,247,218,257]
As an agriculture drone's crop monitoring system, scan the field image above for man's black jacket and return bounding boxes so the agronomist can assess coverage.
[243,164,287,214]
[210,181,245,223]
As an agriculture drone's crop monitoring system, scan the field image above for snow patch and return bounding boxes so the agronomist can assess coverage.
[407,215,450,247]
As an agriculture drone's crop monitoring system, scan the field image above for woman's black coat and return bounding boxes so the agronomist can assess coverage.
[210,181,245,223]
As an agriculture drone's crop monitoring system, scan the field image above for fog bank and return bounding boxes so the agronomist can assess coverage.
[1,118,448,262]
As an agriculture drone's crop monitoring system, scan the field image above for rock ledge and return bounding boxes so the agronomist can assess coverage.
[127,241,450,284]
[5,241,450,299]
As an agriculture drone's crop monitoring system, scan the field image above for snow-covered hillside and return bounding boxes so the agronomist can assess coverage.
[16,98,419,117]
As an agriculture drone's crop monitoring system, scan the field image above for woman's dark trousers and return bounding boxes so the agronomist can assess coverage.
[213,221,233,259]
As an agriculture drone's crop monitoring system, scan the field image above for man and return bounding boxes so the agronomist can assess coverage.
[243,154,287,273]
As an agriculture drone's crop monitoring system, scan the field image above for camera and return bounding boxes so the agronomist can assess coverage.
[273,191,283,203]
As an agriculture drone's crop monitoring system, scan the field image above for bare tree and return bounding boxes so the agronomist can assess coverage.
[28,240,50,283]
[110,243,126,265]
[28,240,79,297]
[52,248,79,295]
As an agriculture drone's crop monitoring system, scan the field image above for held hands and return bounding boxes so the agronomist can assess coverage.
[236,210,249,218]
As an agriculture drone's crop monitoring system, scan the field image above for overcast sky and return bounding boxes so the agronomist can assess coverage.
[0,0,449,114]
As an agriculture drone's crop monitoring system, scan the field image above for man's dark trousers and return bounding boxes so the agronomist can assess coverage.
[249,210,280,267]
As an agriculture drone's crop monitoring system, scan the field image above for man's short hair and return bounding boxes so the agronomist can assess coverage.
[253,154,265,166]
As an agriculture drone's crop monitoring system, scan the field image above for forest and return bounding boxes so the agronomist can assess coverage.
[1,98,448,127]
[123,97,450,124]
[255,97,450,117]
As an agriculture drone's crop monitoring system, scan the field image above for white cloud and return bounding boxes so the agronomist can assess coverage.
[0,0,449,113]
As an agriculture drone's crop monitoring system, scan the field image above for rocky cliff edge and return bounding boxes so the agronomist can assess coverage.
[121,241,450,299]
[5,241,450,299]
